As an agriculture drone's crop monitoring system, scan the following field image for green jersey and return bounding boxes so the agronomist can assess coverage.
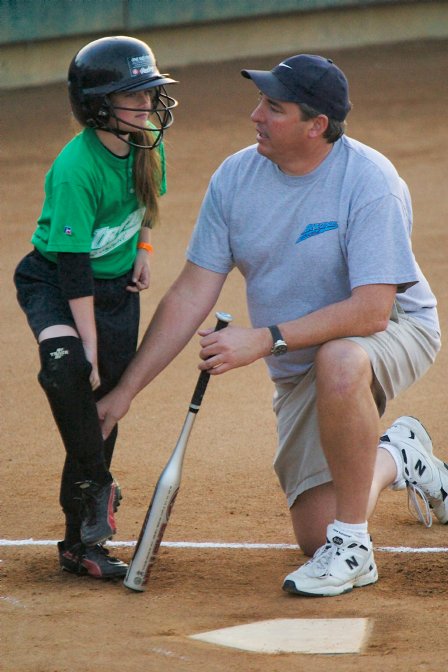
[32,127,166,279]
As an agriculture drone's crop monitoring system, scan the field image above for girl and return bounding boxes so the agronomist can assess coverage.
[13,36,177,579]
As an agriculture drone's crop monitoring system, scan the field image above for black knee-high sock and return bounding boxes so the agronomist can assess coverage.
[38,336,110,484]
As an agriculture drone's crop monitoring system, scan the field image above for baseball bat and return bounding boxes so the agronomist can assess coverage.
[123,310,233,591]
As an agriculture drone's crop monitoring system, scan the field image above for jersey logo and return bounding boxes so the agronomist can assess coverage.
[296,221,338,244]
[64,226,72,236]
[90,208,144,258]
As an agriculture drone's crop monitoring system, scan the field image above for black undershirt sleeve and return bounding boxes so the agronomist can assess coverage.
[57,252,94,300]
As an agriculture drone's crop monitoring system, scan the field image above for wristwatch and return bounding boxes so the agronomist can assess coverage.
[268,325,288,356]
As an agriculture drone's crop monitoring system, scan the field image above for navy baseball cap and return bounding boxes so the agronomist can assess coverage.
[241,54,350,121]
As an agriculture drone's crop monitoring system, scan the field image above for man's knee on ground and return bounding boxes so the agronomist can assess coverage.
[290,483,336,556]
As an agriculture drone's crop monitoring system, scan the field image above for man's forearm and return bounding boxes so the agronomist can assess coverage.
[117,262,227,401]
[197,284,398,377]
[278,284,397,352]
[118,297,206,397]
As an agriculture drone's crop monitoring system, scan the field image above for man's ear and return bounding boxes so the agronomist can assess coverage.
[308,114,329,138]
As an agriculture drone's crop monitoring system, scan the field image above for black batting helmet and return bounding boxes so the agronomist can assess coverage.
[68,35,178,148]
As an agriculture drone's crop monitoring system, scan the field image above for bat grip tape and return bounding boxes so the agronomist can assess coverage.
[189,317,229,410]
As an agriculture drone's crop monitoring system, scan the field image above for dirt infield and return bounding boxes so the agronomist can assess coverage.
[2,39,448,671]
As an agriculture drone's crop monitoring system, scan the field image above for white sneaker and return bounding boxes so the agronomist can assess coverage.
[282,524,378,597]
[381,416,448,526]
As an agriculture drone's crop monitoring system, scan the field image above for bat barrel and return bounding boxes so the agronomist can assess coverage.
[124,310,232,592]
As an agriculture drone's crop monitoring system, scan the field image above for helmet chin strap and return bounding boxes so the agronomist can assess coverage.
[97,90,177,150]
[102,118,165,150]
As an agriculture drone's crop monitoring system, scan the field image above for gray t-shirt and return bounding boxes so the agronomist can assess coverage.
[187,135,439,380]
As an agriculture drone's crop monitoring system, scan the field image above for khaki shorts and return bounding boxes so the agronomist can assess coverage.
[272,314,441,508]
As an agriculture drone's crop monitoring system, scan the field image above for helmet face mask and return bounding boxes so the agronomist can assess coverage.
[68,36,178,149]
[95,86,177,149]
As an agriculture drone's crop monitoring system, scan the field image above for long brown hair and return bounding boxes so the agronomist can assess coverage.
[71,119,162,227]
[131,129,163,228]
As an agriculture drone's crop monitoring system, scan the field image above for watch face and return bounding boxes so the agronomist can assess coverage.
[272,341,288,356]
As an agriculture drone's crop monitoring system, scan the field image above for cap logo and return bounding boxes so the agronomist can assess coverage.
[128,55,155,78]
[278,62,293,69]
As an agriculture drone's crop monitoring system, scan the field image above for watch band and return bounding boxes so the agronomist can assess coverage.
[268,325,288,356]
[268,325,284,345]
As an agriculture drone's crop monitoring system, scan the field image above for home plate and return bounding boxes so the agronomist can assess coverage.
[190,618,371,654]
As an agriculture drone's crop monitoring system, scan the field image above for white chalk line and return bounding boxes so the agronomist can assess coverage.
[1,539,448,553]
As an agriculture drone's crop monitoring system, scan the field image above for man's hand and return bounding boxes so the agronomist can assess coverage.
[197,325,270,374]
[97,387,132,439]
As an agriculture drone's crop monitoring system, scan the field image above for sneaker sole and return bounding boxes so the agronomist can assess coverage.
[59,559,88,576]
[397,416,448,524]
[82,557,128,579]
[282,567,378,598]
[60,558,127,580]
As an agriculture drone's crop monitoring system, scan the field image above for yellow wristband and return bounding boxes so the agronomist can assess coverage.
[137,242,154,253]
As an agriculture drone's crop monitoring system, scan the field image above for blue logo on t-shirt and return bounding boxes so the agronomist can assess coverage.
[296,221,338,243]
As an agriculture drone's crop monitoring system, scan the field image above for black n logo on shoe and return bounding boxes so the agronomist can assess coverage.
[414,459,426,477]
[409,431,415,440]
[345,556,359,570]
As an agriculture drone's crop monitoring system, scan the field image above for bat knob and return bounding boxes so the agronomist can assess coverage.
[215,311,233,324]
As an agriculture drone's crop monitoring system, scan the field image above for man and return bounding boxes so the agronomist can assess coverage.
[98,54,446,597]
